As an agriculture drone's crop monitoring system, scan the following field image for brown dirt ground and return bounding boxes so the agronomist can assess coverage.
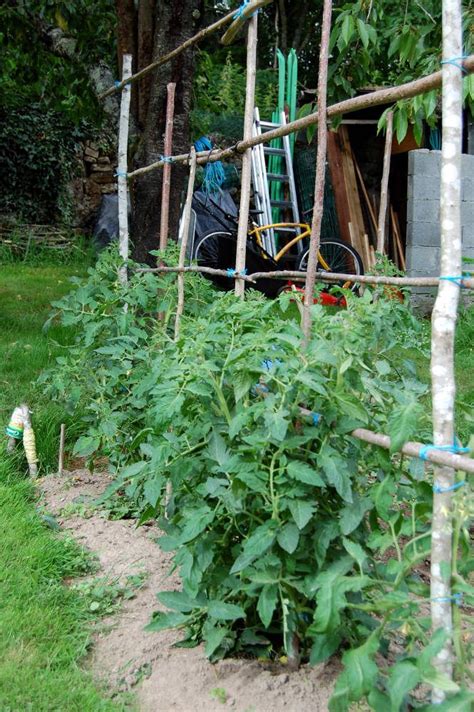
[39,470,339,712]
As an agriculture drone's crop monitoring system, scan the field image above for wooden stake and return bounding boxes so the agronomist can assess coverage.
[174,148,197,341]
[430,0,464,700]
[126,56,474,180]
[376,111,393,254]
[117,54,132,285]
[301,0,332,345]
[159,83,176,252]
[58,423,66,476]
[390,206,406,270]
[234,12,258,298]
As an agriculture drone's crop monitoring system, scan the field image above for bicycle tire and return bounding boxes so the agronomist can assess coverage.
[193,231,236,290]
[297,238,364,292]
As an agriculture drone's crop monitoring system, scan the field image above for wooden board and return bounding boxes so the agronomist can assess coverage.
[327,130,352,245]
[339,127,368,268]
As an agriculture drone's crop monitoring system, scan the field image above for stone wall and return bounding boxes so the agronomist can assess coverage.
[406,149,474,310]
[69,140,117,227]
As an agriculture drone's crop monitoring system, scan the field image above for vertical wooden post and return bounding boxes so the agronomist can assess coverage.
[234,13,258,298]
[301,0,332,345]
[159,82,177,252]
[174,147,197,341]
[430,0,463,701]
[117,54,132,285]
[58,423,66,476]
[376,110,393,255]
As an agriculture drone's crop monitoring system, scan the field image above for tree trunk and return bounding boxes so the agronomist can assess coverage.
[132,0,202,264]
[137,0,155,127]
[115,0,137,119]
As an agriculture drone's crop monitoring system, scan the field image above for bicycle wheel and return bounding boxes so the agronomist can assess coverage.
[297,238,364,292]
[193,231,236,290]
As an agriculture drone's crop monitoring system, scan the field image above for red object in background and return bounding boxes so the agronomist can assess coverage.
[287,283,347,308]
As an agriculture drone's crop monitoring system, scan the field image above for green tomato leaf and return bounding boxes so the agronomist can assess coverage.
[257,584,278,628]
[277,522,300,554]
[207,600,246,621]
[388,400,423,452]
[287,460,325,487]
[288,500,315,530]
[388,660,420,711]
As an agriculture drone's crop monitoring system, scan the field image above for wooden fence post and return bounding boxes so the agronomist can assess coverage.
[376,110,393,255]
[234,12,258,298]
[301,0,332,345]
[430,0,464,701]
[174,147,197,341]
[117,53,132,285]
[159,82,176,252]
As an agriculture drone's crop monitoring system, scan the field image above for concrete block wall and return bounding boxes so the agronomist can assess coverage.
[406,149,474,310]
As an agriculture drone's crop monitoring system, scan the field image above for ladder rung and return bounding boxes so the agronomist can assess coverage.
[263,147,286,156]
[274,226,301,233]
[259,121,281,129]
[271,200,293,208]
[267,173,289,181]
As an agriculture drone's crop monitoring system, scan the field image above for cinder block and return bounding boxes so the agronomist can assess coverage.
[408,149,441,177]
[462,226,474,251]
[412,175,441,202]
[406,221,440,247]
[462,201,474,226]
[461,152,474,174]
[462,177,473,202]
[406,245,440,275]
[410,200,440,224]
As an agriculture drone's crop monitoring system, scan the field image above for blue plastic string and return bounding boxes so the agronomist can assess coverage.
[194,136,225,195]
[226,268,247,278]
[311,412,322,426]
[431,593,463,605]
[114,170,128,178]
[114,80,122,88]
[439,275,468,288]
[233,0,250,19]
[433,480,467,494]
[160,155,174,164]
[418,443,470,461]
[441,55,469,73]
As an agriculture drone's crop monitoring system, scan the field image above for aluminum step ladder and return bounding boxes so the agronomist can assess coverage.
[251,107,301,258]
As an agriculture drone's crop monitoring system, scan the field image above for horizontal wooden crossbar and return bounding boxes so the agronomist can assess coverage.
[127,55,474,179]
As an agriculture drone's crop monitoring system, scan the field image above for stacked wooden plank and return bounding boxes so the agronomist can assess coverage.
[0,223,82,255]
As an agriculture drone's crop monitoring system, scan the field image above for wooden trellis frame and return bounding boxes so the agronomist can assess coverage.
[112,1,471,699]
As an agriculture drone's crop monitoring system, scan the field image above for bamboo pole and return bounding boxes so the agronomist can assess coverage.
[376,111,393,254]
[126,56,474,180]
[159,82,176,252]
[99,0,273,99]
[135,265,474,289]
[117,54,132,285]
[302,0,332,346]
[58,423,66,476]
[174,148,197,341]
[430,0,464,699]
[234,12,258,298]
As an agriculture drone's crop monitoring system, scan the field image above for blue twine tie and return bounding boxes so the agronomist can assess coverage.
[114,80,122,88]
[160,155,174,164]
[433,480,467,494]
[194,136,225,195]
[418,443,470,461]
[233,0,250,19]
[440,275,468,288]
[431,592,463,605]
[226,268,247,278]
[441,55,469,74]
[114,170,128,178]
[311,412,322,426]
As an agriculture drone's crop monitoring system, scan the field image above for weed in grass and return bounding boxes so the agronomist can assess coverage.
[210,687,227,704]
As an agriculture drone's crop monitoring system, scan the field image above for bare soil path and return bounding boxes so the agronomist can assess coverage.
[39,470,338,712]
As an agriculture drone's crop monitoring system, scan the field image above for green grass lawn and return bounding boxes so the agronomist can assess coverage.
[0,264,127,711]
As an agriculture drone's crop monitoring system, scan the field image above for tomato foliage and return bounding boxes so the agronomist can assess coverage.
[42,251,474,710]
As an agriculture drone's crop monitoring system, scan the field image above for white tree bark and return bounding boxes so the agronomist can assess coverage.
[174,148,197,341]
[376,110,393,254]
[117,54,132,285]
[234,13,258,298]
[159,82,176,252]
[430,0,463,700]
